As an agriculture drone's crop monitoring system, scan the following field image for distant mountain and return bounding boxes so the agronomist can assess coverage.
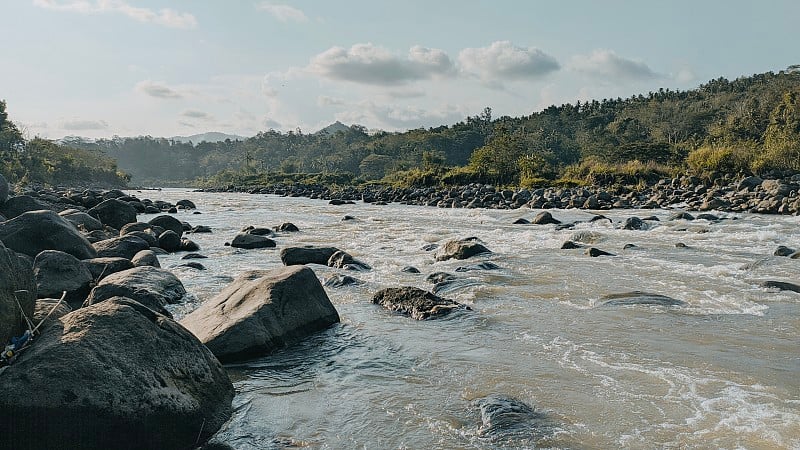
[170,132,245,144]
[314,121,351,136]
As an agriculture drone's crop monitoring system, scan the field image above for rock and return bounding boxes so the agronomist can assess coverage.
[760,281,800,293]
[695,213,720,221]
[148,215,184,238]
[421,243,438,251]
[230,233,276,249]
[589,214,611,223]
[401,266,420,274]
[275,222,299,232]
[119,221,152,235]
[561,241,582,249]
[33,250,93,301]
[475,395,552,442]
[93,235,150,260]
[327,250,371,271]
[623,243,638,250]
[32,297,71,330]
[623,217,647,230]
[323,274,364,288]
[601,291,686,306]
[280,246,341,266]
[513,218,531,224]
[585,247,615,257]
[176,199,196,209]
[190,225,213,233]
[180,238,200,252]
[84,266,187,317]
[372,287,468,320]
[0,210,97,259]
[182,253,208,260]
[668,212,695,221]
[774,246,796,257]
[60,211,104,231]
[791,251,800,259]
[88,198,137,230]
[426,272,456,284]
[241,226,274,237]
[131,249,160,268]
[341,215,356,221]
[737,176,763,191]
[181,266,340,363]
[455,262,502,272]
[0,173,8,205]
[675,242,688,248]
[0,241,36,346]
[158,230,182,252]
[531,211,561,225]
[82,257,135,282]
[0,297,234,450]
[0,195,52,219]
[434,238,491,261]
[84,228,116,243]
[179,262,206,270]
[570,230,604,243]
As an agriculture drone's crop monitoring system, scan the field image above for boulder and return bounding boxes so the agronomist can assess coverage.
[131,249,160,268]
[176,199,196,209]
[0,195,52,219]
[230,233,276,249]
[60,211,104,231]
[93,235,150,260]
[531,211,561,225]
[774,245,796,257]
[401,266,421,274]
[32,297,72,330]
[181,266,340,363]
[0,297,234,450]
[372,287,468,320]
[323,274,364,288]
[0,210,97,259]
[585,247,615,257]
[280,246,341,266]
[84,266,187,317]
[149,215,184,237]
[601,291,686,306]
[426,272,456,284]
[33,250,93,301]
[179,262,205,270]
[275,222,299,232]
[241,226,274,237]
[668,212,695,221]
[119,222,152,236]
[434,238,491,261]
[158,230,182,252]
[82,257,135,282]
[125,230,158,248]
[623,216,647,230]
[512,218,530,224]
[0,173,8,205]
[327,250,371,271]
[455,262,501,272]
[561,241,583,249]
[180,238,200,252]
[760,281,800,293]
[474,395,553,442]
[0,241,36,346]
[88,198,137,230]
[190,225,213,233]
[182,253,208,260]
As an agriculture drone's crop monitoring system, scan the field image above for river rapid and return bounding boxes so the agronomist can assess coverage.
[136,188,799,449]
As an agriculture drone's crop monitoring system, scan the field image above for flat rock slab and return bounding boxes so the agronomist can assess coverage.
[372,286,469,320]
[84,266,187,316]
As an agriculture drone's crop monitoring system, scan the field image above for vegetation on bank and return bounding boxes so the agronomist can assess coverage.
[8,67,800,189]
[0,101,129,187]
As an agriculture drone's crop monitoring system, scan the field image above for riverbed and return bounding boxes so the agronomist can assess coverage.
[136,188,799,449]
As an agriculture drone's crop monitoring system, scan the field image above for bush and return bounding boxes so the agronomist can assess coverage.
[685,145,754,174]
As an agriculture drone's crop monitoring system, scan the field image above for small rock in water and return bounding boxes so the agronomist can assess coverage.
[179,262,206,270]
[323,274,364,288]
[426,271,456,284]
[512,218,530,224]
[531,211,561,225]
[622,243,638,250]
[759,280,800,293]
[623,217,647,230]
[421,243,438,251]
[561,241,582,249]
[182,253,208,259]
[675,242,688,248]
[455,262,501,272]
[474,395,554,443]
[401,266,421,274]
[585,247,614,257]
[774,245,796,257]
[372,286,469,320]
[601,291,686,307]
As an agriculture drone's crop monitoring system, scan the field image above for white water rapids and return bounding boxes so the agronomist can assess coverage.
[136,189,799,449]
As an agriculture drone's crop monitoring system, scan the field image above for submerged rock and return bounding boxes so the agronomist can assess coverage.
[372,286,469,320]
[585,247,615,257]
[531,211,561,225]
[455,261,502,272]
[474,395,553,443]
[93,235,150,260]
[760,280,800,293]
[323,273,364,288]
[434,238,491,261]
[774,245,796,257]
[230,233,276,249]
[601,291,686,307]
[327,250,371,271]
[623,216,647,230]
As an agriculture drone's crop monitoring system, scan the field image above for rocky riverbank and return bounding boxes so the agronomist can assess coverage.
[201,172,800,215]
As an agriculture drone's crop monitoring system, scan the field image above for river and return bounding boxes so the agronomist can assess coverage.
[135,188,799,449]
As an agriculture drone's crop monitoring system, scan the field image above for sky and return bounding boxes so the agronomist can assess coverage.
[2,0,798,139]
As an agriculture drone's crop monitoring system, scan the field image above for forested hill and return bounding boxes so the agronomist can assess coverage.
[71,68,800,187]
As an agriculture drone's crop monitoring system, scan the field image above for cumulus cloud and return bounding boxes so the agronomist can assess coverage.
[308,43,455,86]
[570,49,659,80]
[33,0,197,29]
[458,41,560,83]
[181,109,214,120]
[60,119,109,130]
[136,80,183,99]
[317,95,345,107]
[256,2,308,23]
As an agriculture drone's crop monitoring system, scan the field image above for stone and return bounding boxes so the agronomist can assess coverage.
[119,222,152,235]
[0,297,234,450]
[0,210,97,259]
[774,245,796,257]
[0,241,36,346]
[181,266,340,363]
[88,198,137,230]
[60,211,104,231]
[182,252,208,259]
[372,286,469,320]
[0,195,52,219]
[280,246,341,266]
[434,238,491,261]
[82,257,135,282]
[241,226,274,237]
[84,266,187,317]
[131,249,160,268]
[512,218,530,224]
[93,235,150,260]
[33,250,93,301]
[148,215,184,237]
[426,272,456,284]
[601,291,686,306]
[190,225,213,233]
[179,262,206,270]
[32,297,71,330]
[760,281,800,293]
[623,216,647,230]
[180,238,200,252]
[275,222,299,232]
[176,199,196,209]
[401,266,421,274]
[323,274,364,288]
[585,247,615,257]
[668,212,695,221]
[158,230,182,252]
[230,233,276,249]
[327,250,371,271]
[455,262,502,272]
[531,211,561,225]
[475,395,553,442]
[561,241,582,249]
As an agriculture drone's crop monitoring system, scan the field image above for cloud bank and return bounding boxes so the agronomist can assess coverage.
[459,41,560,82]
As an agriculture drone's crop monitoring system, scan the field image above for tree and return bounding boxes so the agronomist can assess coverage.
[0,100,24,155]
[759,90,800,171]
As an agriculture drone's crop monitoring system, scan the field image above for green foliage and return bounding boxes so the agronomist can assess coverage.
[560,157,676,186]
[685,145,755,175]
[757,90,800,172]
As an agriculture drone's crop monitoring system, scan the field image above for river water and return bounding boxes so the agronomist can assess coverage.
[135,189,799,449]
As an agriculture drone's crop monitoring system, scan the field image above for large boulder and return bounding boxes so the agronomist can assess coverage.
[0,173,8,205]
[158,230,182,252]
[93,235,150,259]
[229,233,275,249]
[0,241,36,346]
[0,297,234,450]
[59,210,104,231]
[0,210,97,259]
[372,286,468,320]
[0,195,52,219]
[82,257,135,282]
[84,266,186,317]
[531,211,561,225]
[181,266,340,363]
[88,198,137,230]
[280,246,341,266]
[149,215,184,237]
[131,249,160,268]
[434,238,491,261]
[33,250,93,302]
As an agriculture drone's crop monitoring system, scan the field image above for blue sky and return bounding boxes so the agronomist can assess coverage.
[2,0,798,139]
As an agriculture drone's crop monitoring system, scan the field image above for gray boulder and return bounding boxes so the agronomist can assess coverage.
[59,210,104,231]
[434,238,491,261]
[131,249,160,268]
[280,246,340,265]
[0,241,36,346]
[760,281,800,293]
[327,250,371,271]
[0,195,52,219]
[148,215,184,237]
[93,235,150,259]
[84,266,186,317]
[623,217,647,230]
[88,198,137,230]
[474,395,553,443]
[230,233,275,249]
[158,230,182,252]
[372,286,468,320]
[601,291,685,306]
[323,274,364,288]
[275,222,299,232]
[32,297,72,330]
[82,257,135,282]
[119,222,153,236]
[774,245,796,257]
[531,211,561,225]
[181,266,340,363]
[0,210,97,259]
[33,250,93,301]
[0,296,234,450]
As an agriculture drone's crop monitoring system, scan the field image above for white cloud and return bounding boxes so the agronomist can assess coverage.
[33,0,197,29]
[458,41,560,83]
[337,101,466,130]
[60,119,109,130]
[307,43,456,86]
[317,95,345,107]
[570,49,658,80]
[181,109,214,121]
[256,2,308,23]
[135,80,183,99]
